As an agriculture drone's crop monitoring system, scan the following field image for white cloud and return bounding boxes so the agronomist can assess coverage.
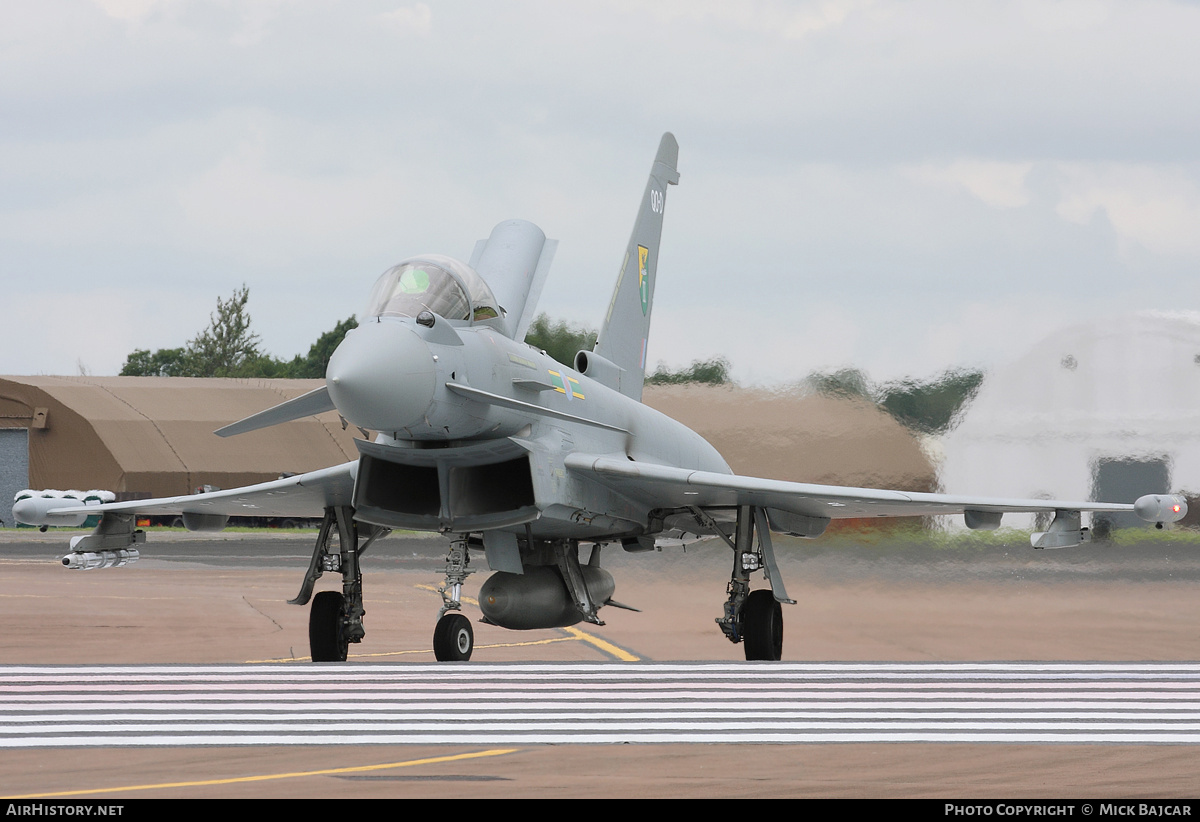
[904,160,1034,210]
[1018,0,1113,32]
[1055,164,1200,259]
[5,0,1200,381]
[624,0,876,39]
[378,4,432,37]
[89,0,161,22]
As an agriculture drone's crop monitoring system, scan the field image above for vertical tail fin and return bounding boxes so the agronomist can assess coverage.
[593,133,679,401]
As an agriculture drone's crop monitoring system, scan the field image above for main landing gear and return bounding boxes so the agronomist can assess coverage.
[292,506,388,662]
[292,506,792,663]
[700,505,794,661]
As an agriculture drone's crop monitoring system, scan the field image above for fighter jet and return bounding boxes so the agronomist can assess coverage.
[15,134,1188,662]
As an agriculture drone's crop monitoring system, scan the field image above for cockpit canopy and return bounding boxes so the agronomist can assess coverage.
[364,255,501,324]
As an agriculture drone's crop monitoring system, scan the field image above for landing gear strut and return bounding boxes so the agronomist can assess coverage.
[555,540,604,625]
[291,506,388,662]
[701,505,794,661]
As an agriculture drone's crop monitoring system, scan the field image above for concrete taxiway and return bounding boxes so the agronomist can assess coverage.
[2,527,1200,798]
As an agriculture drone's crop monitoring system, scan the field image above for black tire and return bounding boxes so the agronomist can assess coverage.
[310,590,348,662]
[741,589,783,661]
[433,613,474,662]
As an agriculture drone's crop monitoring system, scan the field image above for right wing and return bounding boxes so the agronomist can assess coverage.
[14,461,357,526]
[213,385,337,438]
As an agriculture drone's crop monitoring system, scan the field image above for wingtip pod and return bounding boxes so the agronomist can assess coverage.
[1134,494,1188,524]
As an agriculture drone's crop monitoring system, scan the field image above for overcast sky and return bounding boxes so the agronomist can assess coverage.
[4,0,1200,387]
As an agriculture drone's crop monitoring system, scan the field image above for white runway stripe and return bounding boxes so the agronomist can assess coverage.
[2,662,1200,747]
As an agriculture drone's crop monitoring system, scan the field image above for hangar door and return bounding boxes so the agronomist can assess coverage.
[0,428,29,527]
[1090,456,1170,534]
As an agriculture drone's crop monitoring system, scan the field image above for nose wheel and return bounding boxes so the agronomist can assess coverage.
[433,613,474,661]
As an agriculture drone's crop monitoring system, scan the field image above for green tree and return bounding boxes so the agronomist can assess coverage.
[119,347,191,377]
[523,314,734,385]
[524,314,597,367]
[877,369,984,435]
[119,288,357,380]
[802,366,984,434]
[646,357,732,385]
[802,367,873,401]
[185,285,262,377]
[285,316,358,378]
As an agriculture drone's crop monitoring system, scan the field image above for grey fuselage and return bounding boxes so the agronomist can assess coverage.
[326,313,730,542]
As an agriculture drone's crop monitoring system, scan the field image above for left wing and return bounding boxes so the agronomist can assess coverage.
[564,454,1187,547]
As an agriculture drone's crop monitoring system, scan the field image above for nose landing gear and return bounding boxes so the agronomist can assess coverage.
[433,537,476,661]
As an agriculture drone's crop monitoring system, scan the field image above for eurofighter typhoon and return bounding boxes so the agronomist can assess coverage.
[15,134,1187,661]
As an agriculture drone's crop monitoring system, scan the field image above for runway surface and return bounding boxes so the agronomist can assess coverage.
[7,532,1200,796]
[6,661,1200,747]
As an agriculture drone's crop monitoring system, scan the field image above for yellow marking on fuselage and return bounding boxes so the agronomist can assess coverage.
[3,749,520,799]
[547,370,584,399]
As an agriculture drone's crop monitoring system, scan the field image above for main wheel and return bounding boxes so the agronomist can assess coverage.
[433,613,474,661]
[741,589,783,661]
[310,590,348,662]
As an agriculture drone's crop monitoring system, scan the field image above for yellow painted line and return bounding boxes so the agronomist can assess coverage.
[337,635,580,656]
[247,583,641,663]
[454,636,576,650]
[0,593,209,601]
[246,635,580,664]
[415,582,478,606]
[561,626,640,662]
[415,582,641,659]
[3,748,520,799]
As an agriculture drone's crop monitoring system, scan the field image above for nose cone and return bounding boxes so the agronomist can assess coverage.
[326,321,437,432]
